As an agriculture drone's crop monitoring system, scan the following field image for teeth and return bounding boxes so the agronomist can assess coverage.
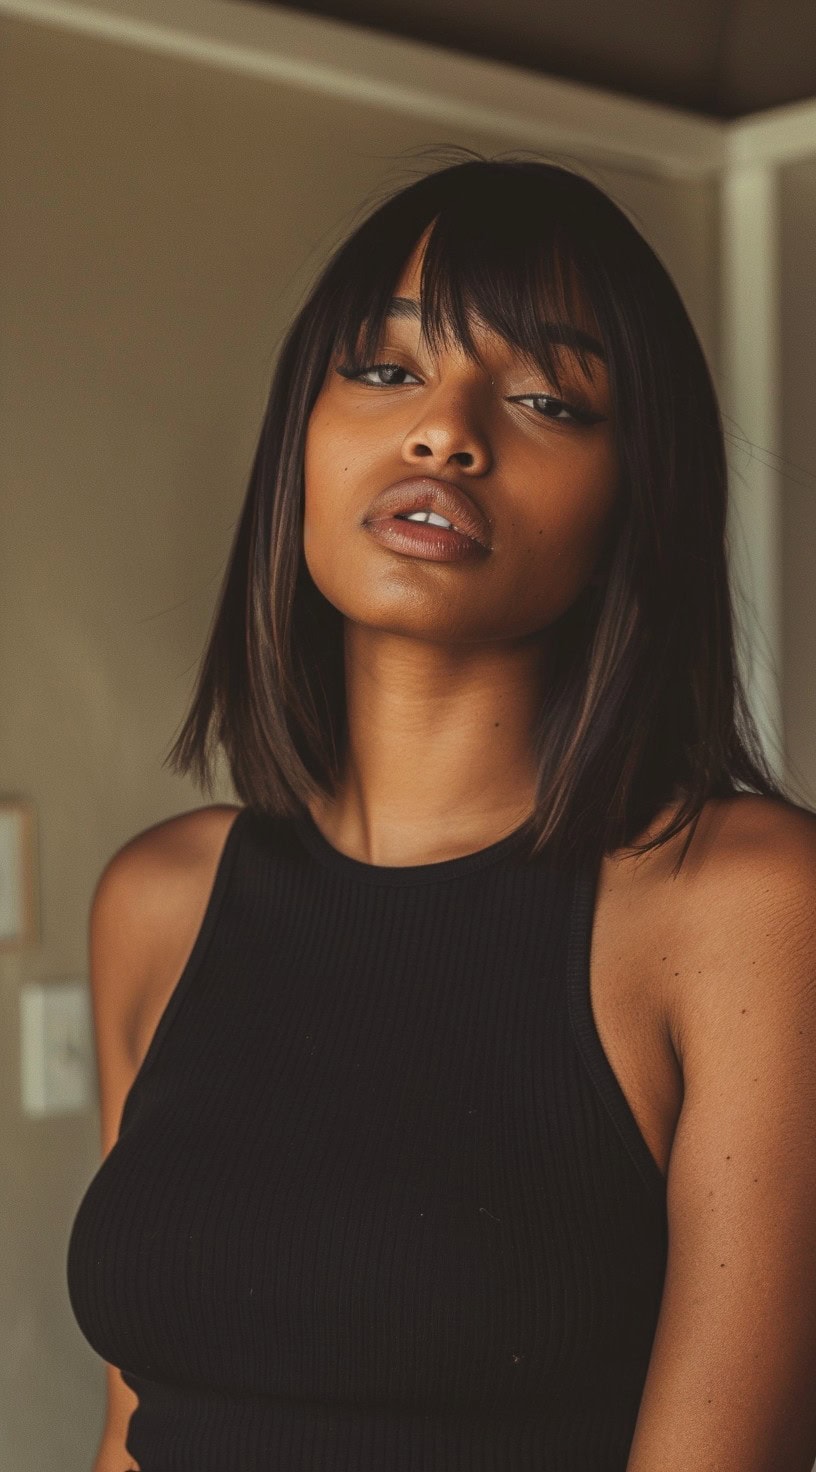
[402,510,455,530]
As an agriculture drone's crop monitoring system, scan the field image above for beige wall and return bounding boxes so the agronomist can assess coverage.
[0,10,772,1468]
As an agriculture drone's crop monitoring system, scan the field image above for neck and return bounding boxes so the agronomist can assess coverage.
[307,623,548,867]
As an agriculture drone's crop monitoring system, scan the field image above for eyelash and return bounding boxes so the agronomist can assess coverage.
[335,360,604,427]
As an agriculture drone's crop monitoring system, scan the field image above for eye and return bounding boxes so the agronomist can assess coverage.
[508,394,605,427]
[335,361,421,387]
[335,361,606,427]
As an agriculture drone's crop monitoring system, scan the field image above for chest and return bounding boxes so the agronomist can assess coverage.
[131,852,684,1189]
[111,866,670,1409]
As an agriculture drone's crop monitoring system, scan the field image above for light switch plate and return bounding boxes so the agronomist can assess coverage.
[20,981,93,1117]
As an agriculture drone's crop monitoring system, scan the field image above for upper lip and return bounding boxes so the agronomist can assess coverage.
[363,477,493,551]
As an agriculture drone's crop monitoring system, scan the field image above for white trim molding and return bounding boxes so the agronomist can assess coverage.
[0,0,724,177]
[720,165,785,773]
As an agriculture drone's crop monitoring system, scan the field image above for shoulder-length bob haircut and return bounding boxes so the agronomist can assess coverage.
[166,147,793,876]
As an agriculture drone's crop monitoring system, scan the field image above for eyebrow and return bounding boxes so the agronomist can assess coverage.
[384,295,607,364]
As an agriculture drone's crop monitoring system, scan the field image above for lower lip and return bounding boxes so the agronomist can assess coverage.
[363,516,488,563]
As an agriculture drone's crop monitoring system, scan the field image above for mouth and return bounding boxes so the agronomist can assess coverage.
[362,477,493,552]
[363,515,486,563]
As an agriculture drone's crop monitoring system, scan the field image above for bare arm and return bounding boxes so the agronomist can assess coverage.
[625,800,816,1471]
[84,804,242,1471]
[86,847,146,1471]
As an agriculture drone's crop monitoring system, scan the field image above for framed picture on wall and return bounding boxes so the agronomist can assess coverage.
[0,799,38,949]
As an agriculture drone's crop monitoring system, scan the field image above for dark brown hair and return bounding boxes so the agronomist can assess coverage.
[165,147,798,876]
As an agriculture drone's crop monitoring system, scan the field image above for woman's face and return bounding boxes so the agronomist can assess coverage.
[302,234,619,648]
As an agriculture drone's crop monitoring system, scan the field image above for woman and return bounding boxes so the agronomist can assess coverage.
[67,151,816,1471]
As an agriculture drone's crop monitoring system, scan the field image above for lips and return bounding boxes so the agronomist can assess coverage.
[363,477,493,552]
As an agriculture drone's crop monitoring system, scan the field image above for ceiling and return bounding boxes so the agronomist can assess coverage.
[239,0,816,120]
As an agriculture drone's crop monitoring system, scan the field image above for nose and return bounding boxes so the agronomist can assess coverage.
[400,377,494,475]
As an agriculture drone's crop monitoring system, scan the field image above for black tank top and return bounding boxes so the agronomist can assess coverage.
[67,804,668,1470]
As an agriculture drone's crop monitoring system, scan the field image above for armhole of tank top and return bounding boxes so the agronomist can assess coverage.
[119,805,250,1126]
[566,857,667,1206]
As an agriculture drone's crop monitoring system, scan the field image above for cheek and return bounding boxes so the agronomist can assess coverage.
[302,399,371,530]
[302,403,332,515]
[301,405,374,612]
[302,405,343,565]
[518,455,618,576]
[301,414,329,579]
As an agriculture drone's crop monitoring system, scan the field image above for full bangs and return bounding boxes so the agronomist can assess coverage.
[328,176,604,403]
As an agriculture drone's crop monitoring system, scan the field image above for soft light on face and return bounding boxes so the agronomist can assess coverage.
[302,234,619,649]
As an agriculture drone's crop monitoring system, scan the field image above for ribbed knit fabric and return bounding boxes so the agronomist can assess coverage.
[67,803,668,1470]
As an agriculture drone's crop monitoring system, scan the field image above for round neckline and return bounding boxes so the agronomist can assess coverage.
[292,806,536,886]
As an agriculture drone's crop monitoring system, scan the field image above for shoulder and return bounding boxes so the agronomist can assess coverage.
[87,805,245,1113]
[90,804,244,994]
[667,791,816,935]
[93,803,244,907]
[656,792,816,1068]
[629,789,816,917]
